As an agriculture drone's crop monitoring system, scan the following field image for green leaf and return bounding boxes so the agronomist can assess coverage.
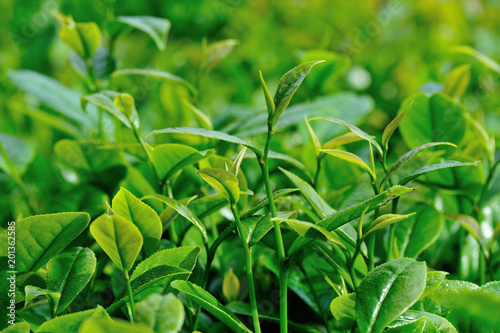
[382,101,413,151]
[59,22,101,60]
[272,61,325,128]
[113,93,136,120]
[198,168,240,204]
[152,144,212,182]
[108,16,170,50]
[36,306,109,333]
[398,93,467,150]
[0,133,35,176]
[182,100,213,130]
[380,142,457,188]
[323,132,364,149]
[330,293,356,330]
[106,246,199,314]
[222,268,240,302]
[16,212,90,273]
[259,71,275,117]
[204,39,239,74]
[310,116,383,156]
[366,213,416,236]
[79,318,154,333]
[171,281,252,333]
[274,218,345,249]
[111,69,196,96]
[452,46,500,74]
[147,127,263,157]
[399,161,481,185]
[445,214,484,249]
[8,70,93,127]
[421,271,448,299]
[135,293,184,333]
[305,118,322,156]
[388,311,457,333]
[24,286,60,316]
[47,247,96,314]
[356,258,427,333]
[90,214,143,272]
[444,65,471,98]
[395,206,444,258]
[241,188,299,219]
[320,149,375,179]
[0,322,30,333]
[280,167,335,217]
[385,317,439,333]
[142,194,208,244]
[82,90,139,129]
[112,188,162,256]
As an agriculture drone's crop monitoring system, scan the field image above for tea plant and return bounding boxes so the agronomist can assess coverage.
[1,9,500,333]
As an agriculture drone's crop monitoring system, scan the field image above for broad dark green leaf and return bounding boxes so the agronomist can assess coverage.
[112,188,162,256]
[135,293,184,333]
[108,16,170,50]
[8,70,93,127]
[330,293,356,330]
[399,161,480,185]
[381,142,456,188]
[111,69,196,96]
[16,212,90,273]
[272,61,325,128]
[357,258,427,333]
[79,318,154,333]
[47,247,96,314]
[395,206,444,258]
[444,65,471,98]
[90,214,143,272]
[152,144,212,182]
[198,168,240,204]
[385,317,439,333]
[81,90,139,129]
[142,194,208,243]
[310,116,383,156]
[36,306,109,333]
[171,281,252,333]
[147,127,263,157]
[388,311,457,333]
[398,93,467,150]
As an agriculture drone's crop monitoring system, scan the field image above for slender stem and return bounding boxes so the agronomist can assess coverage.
[343,249,357,291]
[299,266,332,333]
[314,155,322,189]
[386,197,400,261]
[124,271,135,322]
[131,124,161,192]
[368,180,380,271]
[231,204,261,333]
[260,129,288,333]
[85,59,105,140]
[477,161,499,209]
[193,243,212,330]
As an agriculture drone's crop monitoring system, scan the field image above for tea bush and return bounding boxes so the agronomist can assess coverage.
[1,1,500,333]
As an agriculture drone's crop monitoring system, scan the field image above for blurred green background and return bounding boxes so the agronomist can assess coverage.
[1,0,500,222]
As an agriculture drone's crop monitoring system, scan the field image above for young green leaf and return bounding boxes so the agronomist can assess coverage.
[444,65,471,98]
[305,117,322,156]
[365,213,416,236]
[271,61,325,129]
[24,286,60,317]
[111,69,196,96]
[320,149,376,179]
[198,168,240,204]
[113,93,136,121]
[47,247,96,314]
[58,17,101,60]
[182,100,213,130]
[204,39,239,74]
[323,132,364,149]
[107,16,170,51]
[134,293,184,333]
[259,71,275,118]
[380,142,457,188]
[399,161,480,185]
[382,101,413,151]
[388,310,457,333]
[241,188,299,219]
[385,317,439,333]
[356,258,427,333]
[90,214,143,272]
[36,306,109,333]
[147,127,263,157]
[223,268,240,302]
[142,194,208,244]
[452,46,500,74]
[79,318,154,333]
[330,293,356,331]
[171,281,253,333]
[0,322,30,333]
[445,214,484,248]
[16,212,90,273]
[82,90,139,129]
[112,188,162,256]
[0,133,35,177]
[230,147,247,176]
[421,271,448,299]
[310,116,383,156]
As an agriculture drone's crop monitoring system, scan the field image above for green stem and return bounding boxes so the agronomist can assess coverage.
[260,129,288,333]
[231,204,261,333]
[193,243,212,330]
[131,124,161,192]
[314,155,322,189]
[124,271,135,322]
[477,161,498,209]
[386,197,400,261]
[299,266,332,333]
